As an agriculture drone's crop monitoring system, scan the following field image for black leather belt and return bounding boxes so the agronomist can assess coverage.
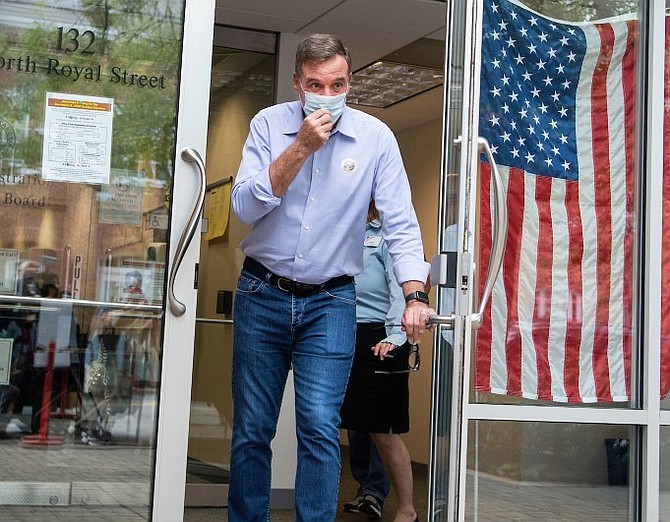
[243,257,353,297]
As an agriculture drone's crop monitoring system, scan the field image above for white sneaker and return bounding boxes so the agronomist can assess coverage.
[11,418,26,429]
[6,418,26,434]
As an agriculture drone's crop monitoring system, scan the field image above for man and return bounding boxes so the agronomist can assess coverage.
[229,33,434,521]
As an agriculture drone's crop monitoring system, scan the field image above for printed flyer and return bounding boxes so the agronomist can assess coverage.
[42,92,114,184]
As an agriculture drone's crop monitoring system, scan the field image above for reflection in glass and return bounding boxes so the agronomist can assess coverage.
[0,0,185,518]
[463,421,631,520]
[0,300,162,518]
[0,1,180,304]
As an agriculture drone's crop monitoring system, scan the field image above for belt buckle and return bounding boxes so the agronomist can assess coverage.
[276,277,292,293]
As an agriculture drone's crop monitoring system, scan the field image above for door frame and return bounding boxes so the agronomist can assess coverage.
[152,1,215,519]
[431,0,668,520]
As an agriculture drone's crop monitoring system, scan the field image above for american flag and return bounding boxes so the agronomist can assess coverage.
[474,0,638,402]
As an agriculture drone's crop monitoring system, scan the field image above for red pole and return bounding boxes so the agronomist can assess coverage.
[21,340,64,447]
[37,340,56,437]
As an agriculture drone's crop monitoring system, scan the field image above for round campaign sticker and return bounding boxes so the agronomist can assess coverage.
[341,158,357,173]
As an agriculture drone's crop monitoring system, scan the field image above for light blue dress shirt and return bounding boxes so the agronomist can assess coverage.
[232,100,430,285]
[356,219,407,347]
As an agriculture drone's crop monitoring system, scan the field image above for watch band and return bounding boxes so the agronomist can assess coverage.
[405,290,429,305]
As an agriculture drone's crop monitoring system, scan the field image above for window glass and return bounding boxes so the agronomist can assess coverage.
[464,421,632,520]
[0,1,184,518]
[660,427,670,515]
[473,0,639,407]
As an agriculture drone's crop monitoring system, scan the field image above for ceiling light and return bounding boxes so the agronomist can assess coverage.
[348,60,444,108]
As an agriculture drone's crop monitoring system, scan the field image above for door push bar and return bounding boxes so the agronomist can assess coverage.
[168,147,207,317]
[428,136,508,330]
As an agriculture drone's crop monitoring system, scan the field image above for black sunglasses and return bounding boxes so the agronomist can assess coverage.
[374,343,420,374]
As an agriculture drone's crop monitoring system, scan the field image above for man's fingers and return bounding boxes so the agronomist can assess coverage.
[403,306,436,344]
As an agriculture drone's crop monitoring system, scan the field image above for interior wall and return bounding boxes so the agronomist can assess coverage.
[396,118,443,464]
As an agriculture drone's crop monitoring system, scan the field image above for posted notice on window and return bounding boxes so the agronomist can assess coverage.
[42,92,114,185]
[0,339,12,385]
[0,248,19,295]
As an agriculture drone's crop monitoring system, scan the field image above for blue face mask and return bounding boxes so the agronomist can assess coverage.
[301,86,347,124]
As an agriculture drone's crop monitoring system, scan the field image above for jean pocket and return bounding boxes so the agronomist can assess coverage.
[324,284,356,305]
[235,270,265,295]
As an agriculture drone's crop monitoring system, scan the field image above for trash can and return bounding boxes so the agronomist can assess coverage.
[605,438,629,486]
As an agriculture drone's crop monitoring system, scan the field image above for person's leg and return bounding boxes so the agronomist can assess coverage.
[30,368,45,433]
[228,271,293,522]
[348,430,390,501]
[343,430,369,512]
[4,384,20,414]
[365,432,391,502]
[371,432,417,522]
[292,284,356,522]
[0,385,9,413]
[347,430,371,494]
[345,430,390,514]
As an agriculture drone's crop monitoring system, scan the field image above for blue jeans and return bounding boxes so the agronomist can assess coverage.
[228,269,356,522]
[347,430,390,503]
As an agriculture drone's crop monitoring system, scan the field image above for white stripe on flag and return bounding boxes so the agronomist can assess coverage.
[520,173,539,397]
[576,22,599,402]
[489,166,510,396]
[549,178,569,402]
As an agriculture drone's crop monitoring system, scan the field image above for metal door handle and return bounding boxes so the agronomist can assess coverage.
[168,147,206,316]
[428,314,455,329]
[472,137,508,328]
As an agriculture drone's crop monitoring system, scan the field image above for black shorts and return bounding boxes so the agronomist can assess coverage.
[340,322,410,434]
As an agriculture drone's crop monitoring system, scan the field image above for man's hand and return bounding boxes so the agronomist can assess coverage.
[402,300,436,345]
[296,108,333,154]
[269,108,333,197]
[400,280,435,345]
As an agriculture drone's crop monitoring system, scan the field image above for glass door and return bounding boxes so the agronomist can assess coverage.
[431,0,647,520]
[0,1,215,520]
[184,25,277,507]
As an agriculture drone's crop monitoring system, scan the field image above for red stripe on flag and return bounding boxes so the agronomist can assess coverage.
[621,20,637,399]
[504,168,526,395]
[590,23,615,402]
[476,163,494,393]
[533,176,553,399]
[564,179,584,402]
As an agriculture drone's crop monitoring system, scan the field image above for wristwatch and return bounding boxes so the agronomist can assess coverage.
[404,290,429,305]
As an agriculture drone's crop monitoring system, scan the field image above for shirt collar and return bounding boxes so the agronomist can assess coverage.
[284,100,356,139]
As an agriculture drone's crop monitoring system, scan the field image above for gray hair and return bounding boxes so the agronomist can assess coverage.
[294,33,352,78]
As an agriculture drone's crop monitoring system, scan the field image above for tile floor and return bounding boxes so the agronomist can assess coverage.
[183,456,428,521]
[0,424,641,521]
